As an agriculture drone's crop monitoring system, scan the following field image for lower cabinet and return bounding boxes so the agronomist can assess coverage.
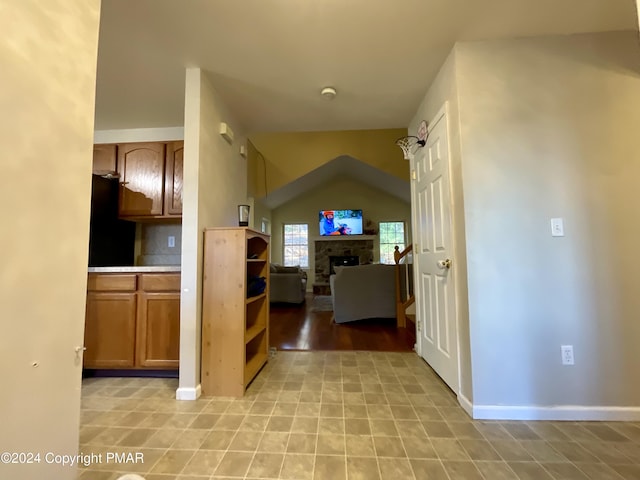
[84,292,137,368]
[84,272,180,369]
[136,292,180,368]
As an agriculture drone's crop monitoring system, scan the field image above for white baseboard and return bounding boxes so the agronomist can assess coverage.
[175,384,201,401]
[458,393,474,418]
[471,404,640,421]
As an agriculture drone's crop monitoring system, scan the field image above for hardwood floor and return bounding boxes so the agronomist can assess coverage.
[269,294,416,352]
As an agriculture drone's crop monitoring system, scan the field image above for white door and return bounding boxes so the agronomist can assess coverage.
[411,105,459,393]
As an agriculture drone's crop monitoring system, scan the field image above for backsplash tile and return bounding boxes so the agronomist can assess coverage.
[137,224,182,266]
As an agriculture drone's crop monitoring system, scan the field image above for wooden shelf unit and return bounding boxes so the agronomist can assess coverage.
[201,227,270,397]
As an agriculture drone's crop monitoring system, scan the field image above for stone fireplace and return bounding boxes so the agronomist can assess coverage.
[329,255,359,274]
[314,238,374,290]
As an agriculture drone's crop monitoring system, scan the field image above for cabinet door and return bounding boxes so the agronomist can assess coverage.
[84,292,137,368]
[136,292,180,368]
[164,141,183,216]
[117,142,166,216]
[92,144,117,175]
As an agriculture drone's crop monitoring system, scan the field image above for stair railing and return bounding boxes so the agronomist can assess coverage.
[394,244,415,328]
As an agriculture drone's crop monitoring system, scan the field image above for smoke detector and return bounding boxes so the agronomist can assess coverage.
[320,87,337,100]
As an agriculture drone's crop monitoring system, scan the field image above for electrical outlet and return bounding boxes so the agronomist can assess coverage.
[561,345,574,365]
[168,236,175,248]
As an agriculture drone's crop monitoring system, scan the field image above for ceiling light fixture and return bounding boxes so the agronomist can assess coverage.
[320,86,337,100]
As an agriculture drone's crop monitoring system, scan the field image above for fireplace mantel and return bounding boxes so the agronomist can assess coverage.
[313,235,376,242]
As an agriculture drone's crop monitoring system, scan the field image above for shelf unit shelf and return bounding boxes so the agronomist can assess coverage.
[246,292,267,304]
[245,351,268,384]
[202,227,270,397]
[245,324,266,344]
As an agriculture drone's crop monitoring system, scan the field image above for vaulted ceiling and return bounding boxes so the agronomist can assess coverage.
[95,0,636,133]
[262,155,410,209]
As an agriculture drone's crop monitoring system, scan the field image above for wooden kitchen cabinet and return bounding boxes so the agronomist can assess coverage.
[164,141,184,216]
[92,144,117,175]
[116,141,183,220]
[136,273,181,368]
[202,228,270,397]
[84,274,137,368]
[117,142,166,217]
[136,292,180,368]
[84,272,180,370]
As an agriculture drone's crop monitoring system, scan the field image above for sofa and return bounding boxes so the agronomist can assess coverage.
[329,264,396,323]
[269,264,307,304]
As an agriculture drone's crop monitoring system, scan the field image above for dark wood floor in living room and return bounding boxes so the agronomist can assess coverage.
[269,294,416,352]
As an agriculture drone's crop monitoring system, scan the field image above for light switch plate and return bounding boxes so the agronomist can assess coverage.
[168,236,175,248]
[551,218,564,237]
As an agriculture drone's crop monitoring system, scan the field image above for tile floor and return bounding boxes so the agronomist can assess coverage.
[78,351,640,480]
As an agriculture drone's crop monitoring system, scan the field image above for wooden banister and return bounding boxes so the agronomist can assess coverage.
[394,244,412,264]
[394,244,414,328]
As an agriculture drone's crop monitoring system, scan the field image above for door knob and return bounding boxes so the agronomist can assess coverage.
[437,259,452,269]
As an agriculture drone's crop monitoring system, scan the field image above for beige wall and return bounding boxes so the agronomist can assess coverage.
[410,48,474,403]
[247,139,261,197]
[250,129,408,195]
[251,198,272,233]
[456,31,640,410]
[246,138,273,232]
[271,177,411,284]
[0,1,100,478]
[180,68,248,397]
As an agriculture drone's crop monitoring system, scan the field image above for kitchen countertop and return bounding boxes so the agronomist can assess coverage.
[88,266,181,273]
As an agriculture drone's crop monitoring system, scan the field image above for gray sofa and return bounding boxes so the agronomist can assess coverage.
[269,265,307,304]
[329,264,396,323]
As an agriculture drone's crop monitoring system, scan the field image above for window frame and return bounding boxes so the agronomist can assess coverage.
[282,223,309,268]
[378,221,406,264]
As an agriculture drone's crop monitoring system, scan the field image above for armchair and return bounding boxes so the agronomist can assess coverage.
[330,264,396,323]
[269,264,307,304]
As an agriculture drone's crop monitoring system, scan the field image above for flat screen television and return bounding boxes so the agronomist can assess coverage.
[319,209,363,236]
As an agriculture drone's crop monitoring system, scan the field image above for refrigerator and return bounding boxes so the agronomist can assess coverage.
[88,174,136,267]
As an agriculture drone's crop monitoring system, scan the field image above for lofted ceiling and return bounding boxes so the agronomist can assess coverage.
[262,155,410,209]
[95,0,637,133]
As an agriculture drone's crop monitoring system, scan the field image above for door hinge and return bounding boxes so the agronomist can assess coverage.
[416,320,421,332]
[411,170,417,180]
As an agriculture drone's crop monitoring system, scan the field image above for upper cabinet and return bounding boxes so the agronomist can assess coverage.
[164,142,184,217]
[116,141,184,220]
[118,142,166,217]
[92,144,117,175]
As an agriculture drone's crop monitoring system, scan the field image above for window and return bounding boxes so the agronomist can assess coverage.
[379,221,405,264]
[260,218,270,234]
[283,224,308,267]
